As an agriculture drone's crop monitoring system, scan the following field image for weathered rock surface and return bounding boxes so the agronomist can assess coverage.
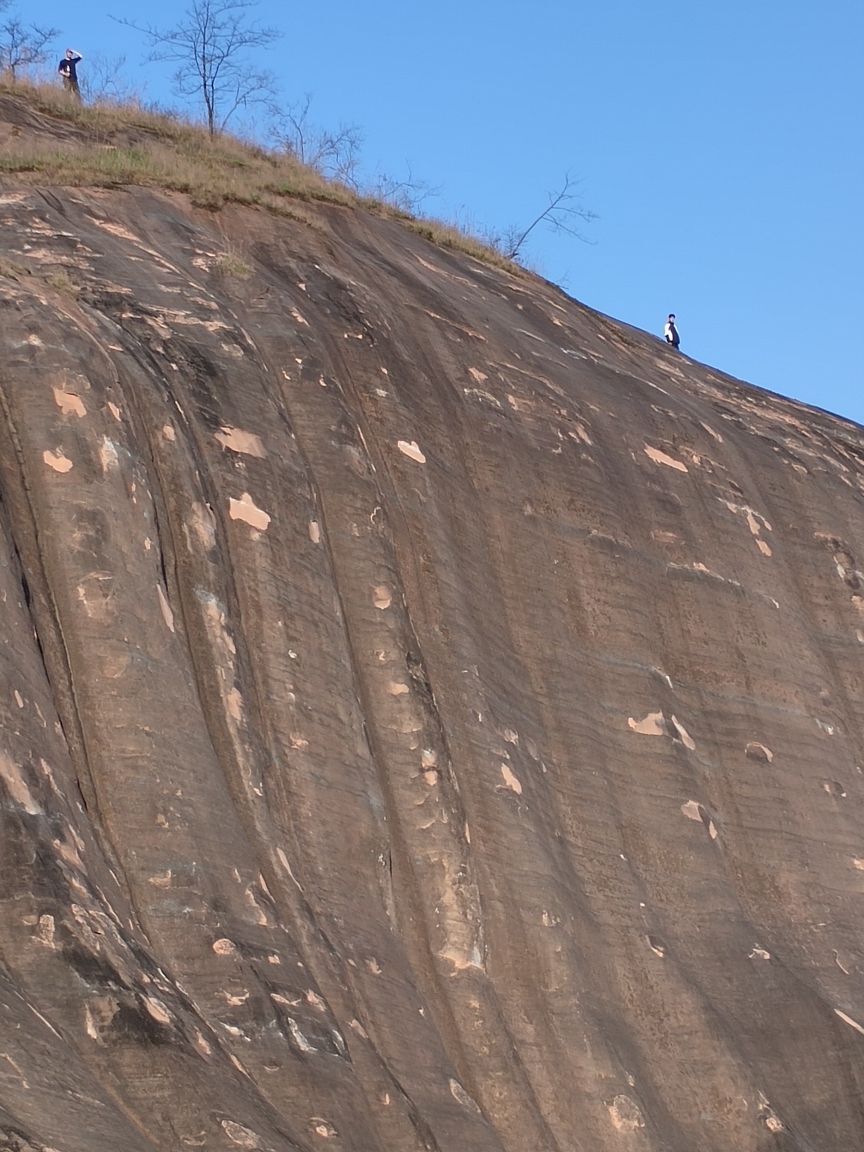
[1,95,864,1152]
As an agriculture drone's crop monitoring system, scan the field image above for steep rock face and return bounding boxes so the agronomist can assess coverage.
[2,119,864,1152]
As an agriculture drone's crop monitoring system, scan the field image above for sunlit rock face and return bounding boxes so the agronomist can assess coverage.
[2,99,864,1152]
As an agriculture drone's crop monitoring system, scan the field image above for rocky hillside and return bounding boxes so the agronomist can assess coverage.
[1,89,863,1152]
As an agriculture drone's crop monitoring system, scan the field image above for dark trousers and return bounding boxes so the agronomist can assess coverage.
[62,75,81,101]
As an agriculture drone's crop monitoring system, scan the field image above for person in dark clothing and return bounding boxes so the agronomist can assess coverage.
[58,50,83,100]
[664,313,680,350]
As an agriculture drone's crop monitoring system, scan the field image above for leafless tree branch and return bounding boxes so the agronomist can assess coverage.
[273,94,363,187]
[500,173,596,262]
[113,0,280,135]
[367,164,440,214]
[0,14,58,80]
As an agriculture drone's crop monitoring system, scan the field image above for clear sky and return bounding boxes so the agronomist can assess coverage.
[28,0,864,425]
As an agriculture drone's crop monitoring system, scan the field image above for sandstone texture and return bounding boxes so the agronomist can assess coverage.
[1,93,864,1152]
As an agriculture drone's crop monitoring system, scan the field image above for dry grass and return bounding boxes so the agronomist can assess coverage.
[0,254,28,280]
[0,78,351,211]
[403,219,521,273]
[0,78,520,274]
[211,242,253,279]
[0,252,81,296]
[40,268,80,295]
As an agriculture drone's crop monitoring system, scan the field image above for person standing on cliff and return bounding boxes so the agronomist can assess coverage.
[58,50,83,101]
[664,313,680,350]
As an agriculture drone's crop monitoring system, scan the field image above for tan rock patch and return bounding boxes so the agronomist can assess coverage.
[628,711,666,736]
[53,388,86,417]
[681,800,704,822]
[229,492,271,531]
[397,439,426,464]
[500,763,523,795]
[215,426,265,458]
[0,754,40,814]
[670,715,696,750]
[157,585,175,633]
[43,449,73,473]
[745,742,774,763]
[644,445,688,472]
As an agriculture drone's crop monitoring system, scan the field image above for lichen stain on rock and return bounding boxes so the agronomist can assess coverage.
[373,584,392,610]
[98,437,120,472]
[43,448,73,473]
[187,501,217,551]
[215,426,266,458]
[607,1094,645,1132]
[228,492,271,531]
[449,1078,482,1112]
[221,1119,262,1147]
[52,387,86,417]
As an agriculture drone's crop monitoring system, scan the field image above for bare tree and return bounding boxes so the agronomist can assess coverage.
[496,173,596,262]
[114,0,280,136]
[0,12,58,81]
[80,54,139,104]
[274,94,363,186]
[367,165,439,215]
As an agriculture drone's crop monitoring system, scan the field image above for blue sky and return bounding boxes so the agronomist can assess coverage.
[29,0,864,425]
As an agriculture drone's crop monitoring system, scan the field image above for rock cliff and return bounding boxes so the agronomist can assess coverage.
[1,90,864,1152]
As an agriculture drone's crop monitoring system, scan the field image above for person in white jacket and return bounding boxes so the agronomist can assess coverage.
[664,314,680,350]
[58,50,83,101]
